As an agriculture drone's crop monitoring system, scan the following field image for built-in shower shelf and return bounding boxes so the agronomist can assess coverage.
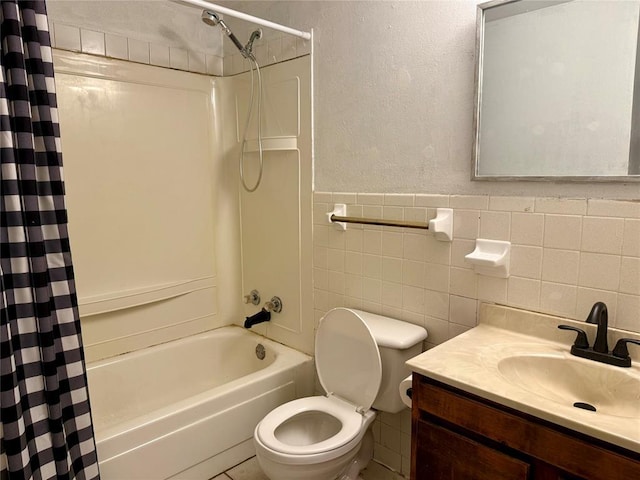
[244,136,298,152]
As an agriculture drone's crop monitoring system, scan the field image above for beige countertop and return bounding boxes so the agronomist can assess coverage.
[407,304,640,453]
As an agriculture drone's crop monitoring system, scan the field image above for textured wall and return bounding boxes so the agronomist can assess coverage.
[221,0,640,199]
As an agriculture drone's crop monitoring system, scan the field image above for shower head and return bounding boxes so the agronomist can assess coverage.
[201,10,221,27]
[201,9,251,59]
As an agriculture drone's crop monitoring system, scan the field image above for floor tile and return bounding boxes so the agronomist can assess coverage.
[210,475,232,480]
[226,457,269,480]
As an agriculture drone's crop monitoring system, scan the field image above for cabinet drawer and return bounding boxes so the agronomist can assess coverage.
[414,418,530,480]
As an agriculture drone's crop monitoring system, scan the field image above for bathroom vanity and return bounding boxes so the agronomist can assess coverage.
[410,375,640,480]
[406,304,640,480]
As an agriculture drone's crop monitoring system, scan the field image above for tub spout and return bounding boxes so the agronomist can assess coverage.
[244,308,271,328]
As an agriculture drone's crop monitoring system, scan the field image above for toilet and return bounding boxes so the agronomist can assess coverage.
[253,308,427,480]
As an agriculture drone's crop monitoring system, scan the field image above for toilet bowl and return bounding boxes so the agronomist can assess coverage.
[253,308,427,480]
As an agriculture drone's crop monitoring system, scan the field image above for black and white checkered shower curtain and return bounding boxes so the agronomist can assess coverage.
[0,1,100,479]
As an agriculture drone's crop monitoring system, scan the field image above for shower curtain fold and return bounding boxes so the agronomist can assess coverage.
[0,1,100,479]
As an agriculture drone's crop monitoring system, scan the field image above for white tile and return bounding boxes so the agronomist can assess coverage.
[345,274,363,299]
[383,206,404,222]
[380,422,402,451]
[581,216,624,255]
[541,249,580,284]
[327,248,345,272]
[403,233,426,261]
[616,294,640,331]
[449,322,473,339]
[544,215,582,250]
[267,36,282,63]
[313,224,328,248]
[424,263,450,293]
[449,267,477,298]
[188,51,207,73]
[535,198,587,215]
[327,271,345,295]
[424,236,451,265]
[423,290,449,320]
[206,54,223,75]
[313,267,328,290]
[540,282,577,317]
[578,253,621,291]
[333,192,357,204]
[622,219,640,257]
[381,232,403,258]
[576,288,617,324]
[451,239,475,269]
[345,229,363,252]
[385,194,414,206]
[362,205,383,223]
[314,192,333,202]
[363,230,382,255]
[80,29,105,56]
[489,196,534,212]
[54,24,81,51]
[619,257,640,295]
[373,444,402,473]
[169,46,188,70]
[510,245,542,279]
[449,295,477,327]
[362,254,382,279]
[363,277,382,303]
[226,457,268,480]
[480,211,511,241]
[588,199,640,219]
[150,43,170,68]
[382,256,403,283]
[415,194,449,207]
[477,276,508,303]
[233,53,248,73]
[403,285,426,314]
[508,277,541,309]
[453,210,480,240]
[313,246,327,269]
[253,44,268,67]
[105,33,128,60]
[450,195,489,210]
[313,202,330,225]
[327,227,345,250]
[128,38,150,64]
[403,260,425,288]
[358,193,385,205]
[382,281,403,308]
[511,212,544,246]
[404,207,428,223]
[423,315,450,345]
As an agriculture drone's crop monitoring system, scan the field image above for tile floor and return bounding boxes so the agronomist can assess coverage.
[211,456,405,480]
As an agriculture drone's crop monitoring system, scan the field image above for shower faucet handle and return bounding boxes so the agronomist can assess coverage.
[244,290,261,306]
[264,296,283,314]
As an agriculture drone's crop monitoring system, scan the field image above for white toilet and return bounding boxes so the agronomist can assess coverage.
[253,308,427,480]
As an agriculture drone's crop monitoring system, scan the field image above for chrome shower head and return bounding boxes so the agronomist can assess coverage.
[201,10,221,27]
[200,9,249,58]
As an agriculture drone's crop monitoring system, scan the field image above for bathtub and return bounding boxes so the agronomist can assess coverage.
[86,326,314,479]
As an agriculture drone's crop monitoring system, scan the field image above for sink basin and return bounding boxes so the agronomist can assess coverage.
[497,354,640,418]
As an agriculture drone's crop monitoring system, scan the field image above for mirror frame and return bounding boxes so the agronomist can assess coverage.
[471,0,640,183]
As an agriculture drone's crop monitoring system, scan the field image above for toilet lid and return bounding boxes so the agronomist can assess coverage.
[315,308,382,411]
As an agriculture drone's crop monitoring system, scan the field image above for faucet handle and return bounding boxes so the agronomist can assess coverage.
[558,325,590,349]
[612,338,640,359]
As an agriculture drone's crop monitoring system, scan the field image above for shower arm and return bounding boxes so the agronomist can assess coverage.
[171,0,311,40]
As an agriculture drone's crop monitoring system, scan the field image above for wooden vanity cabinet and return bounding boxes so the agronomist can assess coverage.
[411,374,640,480]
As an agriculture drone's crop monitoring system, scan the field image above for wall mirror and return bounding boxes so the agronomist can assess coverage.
[473,0,640,181]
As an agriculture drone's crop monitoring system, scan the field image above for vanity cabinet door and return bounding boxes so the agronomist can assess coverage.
[414,418,530,480]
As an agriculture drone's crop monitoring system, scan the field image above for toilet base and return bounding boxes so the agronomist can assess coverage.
[256,428,374,480]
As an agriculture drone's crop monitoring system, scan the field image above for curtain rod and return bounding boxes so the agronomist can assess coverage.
[171,0,312,40]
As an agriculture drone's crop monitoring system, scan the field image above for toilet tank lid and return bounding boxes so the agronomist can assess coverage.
[352,310,428,349]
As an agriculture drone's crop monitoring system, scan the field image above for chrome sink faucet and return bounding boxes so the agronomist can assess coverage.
[558,302,640,368]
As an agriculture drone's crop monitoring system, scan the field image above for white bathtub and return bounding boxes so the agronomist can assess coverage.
[86,326,314,479]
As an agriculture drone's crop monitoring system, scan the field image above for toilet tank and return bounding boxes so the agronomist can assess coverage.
[354,310,428,413]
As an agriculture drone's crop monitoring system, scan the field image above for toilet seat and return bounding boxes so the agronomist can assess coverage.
[256,395,364,456]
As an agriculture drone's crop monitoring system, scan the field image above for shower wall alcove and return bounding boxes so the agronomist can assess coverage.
[54,49,314,362]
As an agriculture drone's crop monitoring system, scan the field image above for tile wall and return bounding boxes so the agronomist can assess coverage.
[48,21,310,76]
[313,191,640,477]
